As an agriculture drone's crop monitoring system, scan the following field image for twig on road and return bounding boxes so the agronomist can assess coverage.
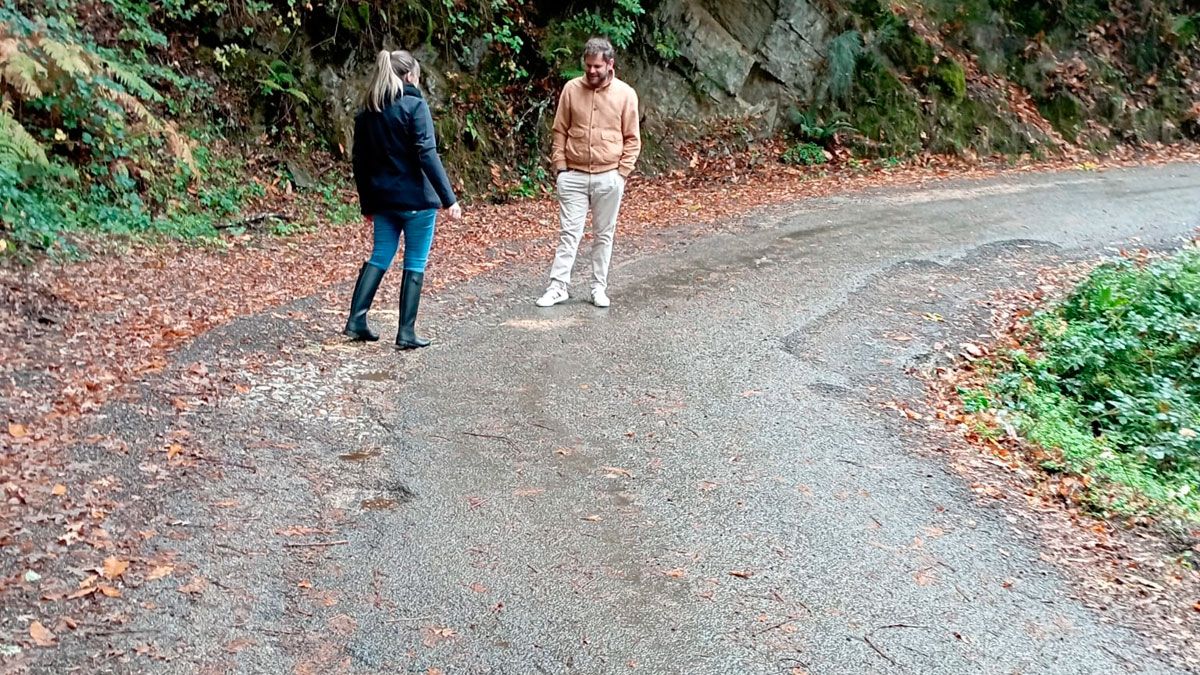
[384,615,435,624]
[255,627,301,636]
[192,453,258,473]
[752,618,795,636]
[863,635,899,668]
[85,628,152,637]
[861,623,931,669]
[462,431,520,447]
[283,540,348,548]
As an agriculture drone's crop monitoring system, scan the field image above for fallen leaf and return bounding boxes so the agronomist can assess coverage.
[729,570,753,579]
[961,342,986,358]
[98,584,121,598]
[466,583,489,594]
[66,586,98,600]
[8,423,28,438]
[102,557,129,580]
[225,638,254,653]
[148,565,174,581]
[664,568,687,578]
[421,626,457,648]
[581,515,602,522]
[166,443,183,459]
[51,484,66,497]
[178,577,207,595]
[513,487,544,497]
[30,622,55,647]
[604,467,633,478]
[915,570,936,586]
[297,579,312,589]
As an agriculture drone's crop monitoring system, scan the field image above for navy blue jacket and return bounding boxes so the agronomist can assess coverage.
[352,84,457,214]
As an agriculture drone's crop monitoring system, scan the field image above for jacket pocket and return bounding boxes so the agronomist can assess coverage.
[592,129,621,165]
[565,128,587,163]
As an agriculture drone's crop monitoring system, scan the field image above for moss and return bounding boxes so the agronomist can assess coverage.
[845,61,924,156]
[930,96,1032,155]
[1132,107,1166,143]
[932,59,968,101]
[1038,93,1086,140]
[878,14,936,72]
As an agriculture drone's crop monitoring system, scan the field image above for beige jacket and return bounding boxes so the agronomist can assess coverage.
[550,76,641,177]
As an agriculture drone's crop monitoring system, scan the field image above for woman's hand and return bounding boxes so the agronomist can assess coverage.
[446,203,463,221]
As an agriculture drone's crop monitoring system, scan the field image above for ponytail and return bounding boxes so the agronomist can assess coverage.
[365,49,421,112]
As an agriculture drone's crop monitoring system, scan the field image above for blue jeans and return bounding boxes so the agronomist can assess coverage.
[367,209,437,272]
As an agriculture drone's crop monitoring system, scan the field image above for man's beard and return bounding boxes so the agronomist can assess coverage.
[586,68,611,86]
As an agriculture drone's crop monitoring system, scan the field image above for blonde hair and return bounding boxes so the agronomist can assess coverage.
[365,49,420,112]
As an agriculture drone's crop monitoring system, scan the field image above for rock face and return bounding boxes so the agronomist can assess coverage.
[641,0,831,118]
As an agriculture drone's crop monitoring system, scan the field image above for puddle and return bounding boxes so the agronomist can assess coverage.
[339,449,381,462]
[360,371,394,382]
[360,498,399,510]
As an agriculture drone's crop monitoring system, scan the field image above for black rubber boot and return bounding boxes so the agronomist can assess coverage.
[344,262,385,341]
[395,270,431,349]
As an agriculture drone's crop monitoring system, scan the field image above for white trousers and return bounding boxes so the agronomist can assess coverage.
[547,169,625,292]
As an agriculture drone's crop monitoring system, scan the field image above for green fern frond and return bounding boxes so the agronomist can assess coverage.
[39,38,92,78]
[0,98,48,165]
[103,58,162,102]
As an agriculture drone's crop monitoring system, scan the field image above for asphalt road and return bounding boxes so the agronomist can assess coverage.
[97,163,1200,674]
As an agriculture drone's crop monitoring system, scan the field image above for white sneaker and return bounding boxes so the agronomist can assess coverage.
[535,287,569,307]
[591,288,610,307]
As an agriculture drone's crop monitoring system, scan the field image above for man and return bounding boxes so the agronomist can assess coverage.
[535,37,641,308]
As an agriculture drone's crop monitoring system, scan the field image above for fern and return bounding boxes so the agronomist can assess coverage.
[0,96,47,165]
[39,38,92,77]
[101,87,194,170]
[0,41,46,98]
[827,30,863,102]
[102,57,162,102]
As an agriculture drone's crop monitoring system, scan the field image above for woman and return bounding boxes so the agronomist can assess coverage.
[345,49,462,349]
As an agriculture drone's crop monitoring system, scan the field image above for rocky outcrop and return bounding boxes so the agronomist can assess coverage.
[641,0,830,117]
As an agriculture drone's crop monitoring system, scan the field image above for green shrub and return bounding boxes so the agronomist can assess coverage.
[991,248,1200,519]
[781,142,828,166]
